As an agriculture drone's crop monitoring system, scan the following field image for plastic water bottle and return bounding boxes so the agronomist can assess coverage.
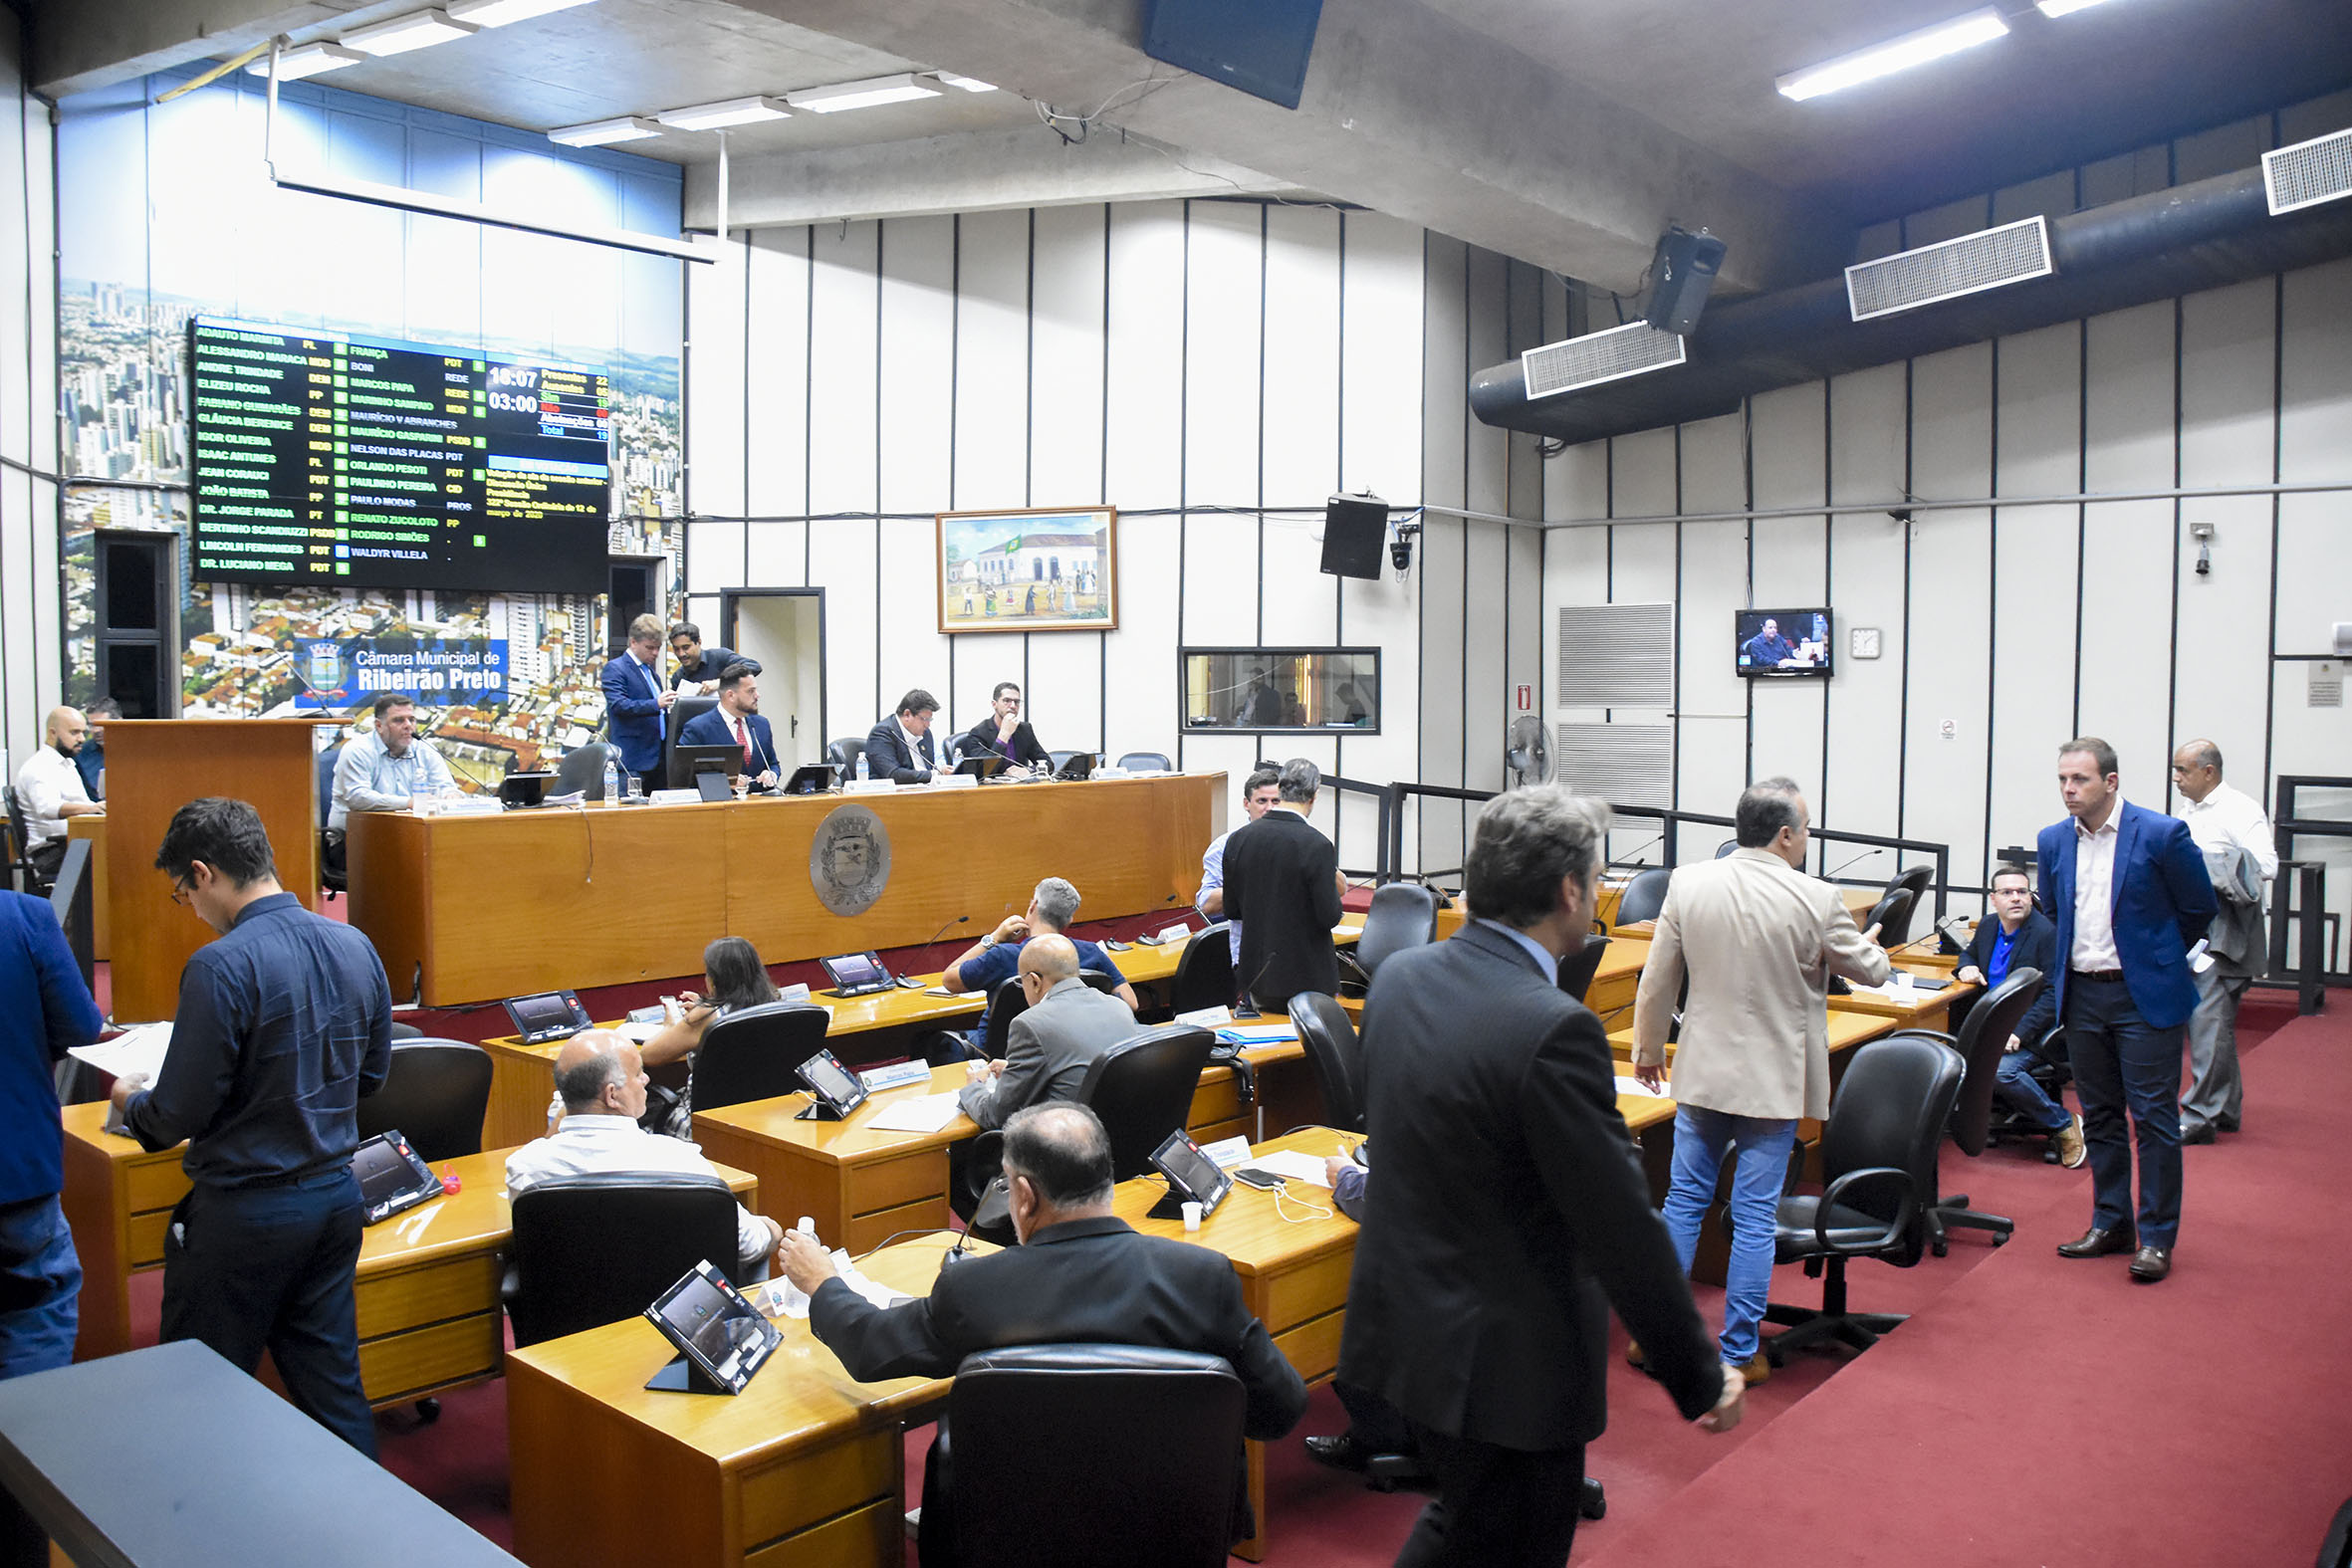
[854,751,869,784]
[777,1215,820,1319]
[602,754,620,808]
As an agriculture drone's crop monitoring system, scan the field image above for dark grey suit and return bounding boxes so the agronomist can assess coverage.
[956,979,1138,1130]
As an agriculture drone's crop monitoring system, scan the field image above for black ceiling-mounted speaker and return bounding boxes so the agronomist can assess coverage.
[1643,226,1727,337]
[1320,495,1388,580]
[1141,0,1326,112]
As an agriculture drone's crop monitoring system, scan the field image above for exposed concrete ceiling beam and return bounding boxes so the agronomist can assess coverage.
[726,0,1849,292]
[685,124,1300,230]
[25,0,371,100]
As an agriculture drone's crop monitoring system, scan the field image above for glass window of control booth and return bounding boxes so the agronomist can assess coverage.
[1182,648,1381,734]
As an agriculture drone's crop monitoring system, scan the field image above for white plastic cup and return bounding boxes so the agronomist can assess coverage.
[1895,969,1916,995]
[1181,1201,1203,1232]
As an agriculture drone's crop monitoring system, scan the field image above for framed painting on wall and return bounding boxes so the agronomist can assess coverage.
[936,507,1118,634]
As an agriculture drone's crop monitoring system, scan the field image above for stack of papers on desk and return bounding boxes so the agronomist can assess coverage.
[864,1091,964,1134]
[69,1022,173,1083]
[1239,1150,1334,1188]
[1615,1074,1668,1097]
[829,1252,914,1309]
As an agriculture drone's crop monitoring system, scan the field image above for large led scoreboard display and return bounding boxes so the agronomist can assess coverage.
[187,318,611,595]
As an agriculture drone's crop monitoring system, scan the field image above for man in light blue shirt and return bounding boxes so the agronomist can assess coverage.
[1197,766,1281,961]
[329,693,454,832]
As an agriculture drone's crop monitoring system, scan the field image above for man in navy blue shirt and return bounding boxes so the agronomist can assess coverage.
[925,877,1139,1062]
[1954,864,2081,1167]
[0,886,105,1564]
[113,797,392,1456]
[1742,617,1797,668]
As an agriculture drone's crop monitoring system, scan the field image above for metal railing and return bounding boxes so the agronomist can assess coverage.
[1373,782,1951,922]
[2265,775,2349,1014]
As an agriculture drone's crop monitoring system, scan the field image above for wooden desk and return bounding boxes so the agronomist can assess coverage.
[689,1052,1303,1256]
[57,1103,755,1405]
[67,813,108,960]
[1332,932,1650,1025]
[1605,1007,1894,1067]
[349,773,1222,1007]
[507,1233,969,1568]
[1826,964,1976,1028]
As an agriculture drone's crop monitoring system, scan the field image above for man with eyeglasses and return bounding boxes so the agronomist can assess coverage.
[1954,864,2083,1167]
[956,935,1137,1130]
[958,681,1050,773]
[110,797,392,1456]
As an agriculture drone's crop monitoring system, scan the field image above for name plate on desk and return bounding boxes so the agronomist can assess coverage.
[930,774,978,789]
[842,779,897,794]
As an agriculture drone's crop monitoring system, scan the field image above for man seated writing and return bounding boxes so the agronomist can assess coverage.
[922,877,1139,1062]
[957,935,1137,1130]
[780,1104,1307,1564]
[507,1029,782,1278]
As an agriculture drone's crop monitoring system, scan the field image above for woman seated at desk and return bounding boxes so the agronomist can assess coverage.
[549,937,782,1137]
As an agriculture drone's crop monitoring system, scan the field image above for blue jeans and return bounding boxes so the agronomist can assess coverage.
[0,1194,80,1380]
[1661,1107,1797,1366]
[1996,1049,2072,1131]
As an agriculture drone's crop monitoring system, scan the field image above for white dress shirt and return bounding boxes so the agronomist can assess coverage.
[329,728,455,831]
[14,746,93,847]
[2069,801,2124,972]
[505,1114,769,1267]
[2180,781,2278,880]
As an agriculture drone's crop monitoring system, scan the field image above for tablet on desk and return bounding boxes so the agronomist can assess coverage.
[502,989,593,1044]
[819,951,896,998]
[643,1260,781,1396]
[352,1132,443,1226]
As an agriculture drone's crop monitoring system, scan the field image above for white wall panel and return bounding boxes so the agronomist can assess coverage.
[1903,345,1993,886]
[745,227,812,519]
[1462,524,1509,794]
[1463,249,1508,517]
[1028,205,1106,508]
[876,216,952,516]
[1338,213,1425,506]
[685,238,747,518]
[1262,206,1340,508]
[1183,203,1263,510]
[808,221,879,517]
[876,515,946,723]
[1423,237,1467,514]
[808,519,878,726]
[744,520,807,588]
[1103,203,1185,514]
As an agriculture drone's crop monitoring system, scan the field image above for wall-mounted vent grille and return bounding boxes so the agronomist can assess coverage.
[1557,602,1674,707]
[1844,214,2052,323]
[1556,723,1673,808]
[2264,126,2352,216]
[1522,323,1686,401]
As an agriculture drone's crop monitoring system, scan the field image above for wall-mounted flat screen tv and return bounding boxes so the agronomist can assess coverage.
[1735,608,1832,678]
[186,317,610,595]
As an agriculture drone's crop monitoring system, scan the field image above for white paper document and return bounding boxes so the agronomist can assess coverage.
[864,1091,965,1134]
[70,1022,173,1084]
[830,1251,915,1309]
[1615,1074,1668,1098]
[1201,1135,1254,1169]
[1240,1151,1334,1188]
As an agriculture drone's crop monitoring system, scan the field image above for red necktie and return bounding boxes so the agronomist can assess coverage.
[734,717,753,765]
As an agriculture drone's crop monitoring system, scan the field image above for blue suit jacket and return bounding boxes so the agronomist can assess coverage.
[676,706,781,778]
[862,719,937,784]
[1958,906,2058,1048]
[0,890,105,1203]
[2035,801,2216,1031]
[599,652,668,774]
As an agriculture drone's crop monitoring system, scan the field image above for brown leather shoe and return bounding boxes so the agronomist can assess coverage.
[2053,1113,2087,1169]
[1732,1354,1770,1387]
[2128,1245,2173,1282]
[2056,1224,2137,1258]
[1624,1339,1645,1368]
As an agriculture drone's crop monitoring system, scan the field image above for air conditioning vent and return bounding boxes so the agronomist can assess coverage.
[1521,323,1686,401]
[1844,214,2052,323]
[1557,602,1674,708]
[2264,126,2352,216]
[1556,723,1673,808]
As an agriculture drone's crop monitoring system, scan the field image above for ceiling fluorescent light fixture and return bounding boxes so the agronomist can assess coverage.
[2033,0,2115,14]
[936,73,999,93]
[785,73,946,113]
[654,96,792,131]
[341,9,481,57]
[548,114,662,147]
[247,42,363,81]
[1775,8,2009,102]
[447,0,598,25]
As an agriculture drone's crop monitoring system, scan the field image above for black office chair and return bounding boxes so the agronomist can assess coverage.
[1115,752,1173,773]
[1288,993,1363,1133]
[1557,934,1612,1006]
[662,695,721,786]
[1861,886,1916,947]
[354,1039,492,1162]
[1715,838,1739,858]
[1,787,37,895]
[503,1173,749,1347]
[823,737,865,775]
[1169,923,1236,1016]
[1077,1025,1216,1180]
[554,742,612,800]
[1873,864,1935,946]
[316,740,343,823]
[689,1002,831,1116]
[1614,865,1672,927]
[1338,882,1437,996]
[1988,1022,2074,1156]
[1892,966,2046,1254]
[932,1345,1247,1568]
[979,976,1035,1061]
[2315,1494,2352,1568]
[1761,1033,1963,1368]
[1078,969,1125,996]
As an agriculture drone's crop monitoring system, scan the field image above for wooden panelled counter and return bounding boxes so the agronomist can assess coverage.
[348,773,1222,1006]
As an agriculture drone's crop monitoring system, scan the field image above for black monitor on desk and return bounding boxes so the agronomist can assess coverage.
[668,745,743,791]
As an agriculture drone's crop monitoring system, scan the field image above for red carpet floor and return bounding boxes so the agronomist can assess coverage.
[109,984,2343,1566]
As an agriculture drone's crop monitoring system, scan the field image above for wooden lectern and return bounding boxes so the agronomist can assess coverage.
[104,719,338,1022]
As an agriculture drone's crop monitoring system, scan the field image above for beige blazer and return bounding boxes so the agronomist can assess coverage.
[1630,848,1891,1121]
